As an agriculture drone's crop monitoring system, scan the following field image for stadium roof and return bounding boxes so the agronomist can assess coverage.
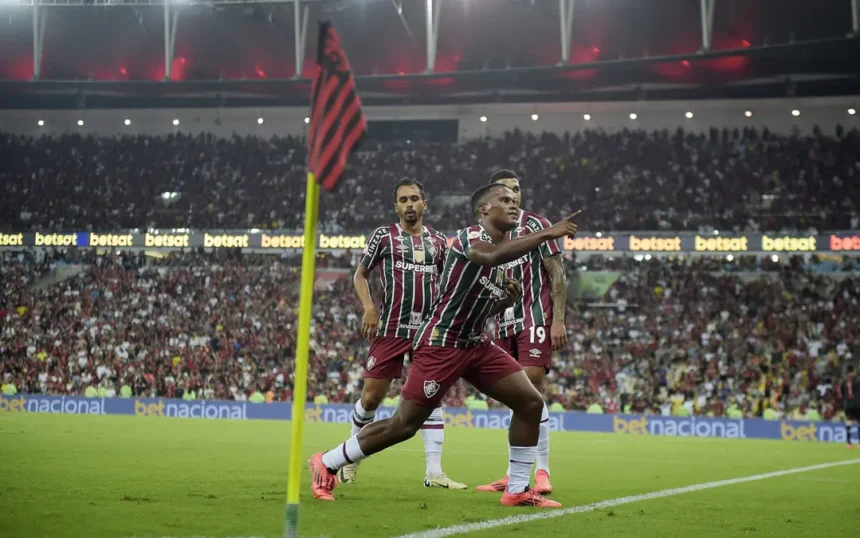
[1,0,858,108]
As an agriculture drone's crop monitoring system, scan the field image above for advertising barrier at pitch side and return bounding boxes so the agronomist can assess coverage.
[0,395,848,443]
[1,230,860,253]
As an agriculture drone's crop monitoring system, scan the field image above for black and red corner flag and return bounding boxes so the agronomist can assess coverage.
[308,21,368,191]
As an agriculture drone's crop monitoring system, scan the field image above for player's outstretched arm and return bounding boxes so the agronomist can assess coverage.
[467,211,581,267]
[353,265,379,341]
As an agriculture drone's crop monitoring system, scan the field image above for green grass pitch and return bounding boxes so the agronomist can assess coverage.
[1,413,858,538]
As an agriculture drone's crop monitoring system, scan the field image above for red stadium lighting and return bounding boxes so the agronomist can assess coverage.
[255,67,266,78]
[119,67,127,76]
[681,60,690,68]
[591,46,600,55]
[741,39,751,48]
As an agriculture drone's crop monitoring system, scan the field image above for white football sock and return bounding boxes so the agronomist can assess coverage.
[351,399,376,436]
[321,435,366,472]
[536,403,550,475]
[507,446,536,494]
[505,409,514,477]
[421,408,444,478]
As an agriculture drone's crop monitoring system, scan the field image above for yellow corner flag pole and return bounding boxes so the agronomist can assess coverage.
[282,20,366,537]
[284,171,320,538]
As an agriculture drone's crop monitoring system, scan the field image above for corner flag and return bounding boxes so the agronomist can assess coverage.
[308,21,368,190]
[284,20,366,538]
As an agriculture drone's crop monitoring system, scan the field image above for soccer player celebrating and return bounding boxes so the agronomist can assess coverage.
[309,183,580,507]
[340,177,466,490]
[477,170,568,495]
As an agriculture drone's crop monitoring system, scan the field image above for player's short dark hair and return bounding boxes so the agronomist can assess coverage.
[392,177,425,202]
[471,183,509,217]
[490,169,519,183]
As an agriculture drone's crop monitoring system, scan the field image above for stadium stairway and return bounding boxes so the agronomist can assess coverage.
[29,264,87,291]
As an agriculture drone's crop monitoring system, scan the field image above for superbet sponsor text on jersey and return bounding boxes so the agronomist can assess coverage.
[359,224,449,339]
[416,225,509,348]
[494,210,561,339]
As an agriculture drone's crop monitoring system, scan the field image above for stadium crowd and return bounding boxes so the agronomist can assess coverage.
[2,126,859,233]
[2,249,857,421]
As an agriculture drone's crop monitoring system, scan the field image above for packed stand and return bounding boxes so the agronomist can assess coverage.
[2,127,859,233]
[2,250,858,421]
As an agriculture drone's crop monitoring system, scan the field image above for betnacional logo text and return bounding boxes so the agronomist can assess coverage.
[780,421,847,442]
[612,415,745,438]
[563,236,615,251]
[35,232,78,247]
[628,235,682,252]
[261,234,305,249]
[761,235,817,252]
[319,234,366,249]
[694,236,749,252]
[0,395,105,415]
[203,233,249,248]
[89,233,134,248]
[145,233,190,248]
[830,235,860,251]
[0,233,23,246]
[134,399,247,420]
[303,405,565,431]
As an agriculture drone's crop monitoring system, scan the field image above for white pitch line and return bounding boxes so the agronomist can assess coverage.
[390,459,860,538]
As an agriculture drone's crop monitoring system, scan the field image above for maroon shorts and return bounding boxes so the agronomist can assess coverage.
[401,339,522,407]
[364,336,412,380]
[495,326,553,370]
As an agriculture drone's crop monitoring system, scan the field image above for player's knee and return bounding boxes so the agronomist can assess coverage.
[360,383,388,411]
[361,391,384,411]
[515,391,544,423]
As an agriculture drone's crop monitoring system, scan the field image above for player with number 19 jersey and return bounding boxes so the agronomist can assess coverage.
[494,209,562,368]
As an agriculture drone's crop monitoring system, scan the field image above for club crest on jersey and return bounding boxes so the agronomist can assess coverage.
[366,356,376,370]
[504,308,515,321]
[424,380,440,398]
[413,250,425,263]
[427,243,437,258]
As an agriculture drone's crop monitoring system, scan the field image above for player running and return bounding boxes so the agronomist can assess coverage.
[841,365,860,449]
[309,183,580,507]
[339,177,466,490]
[477,170,568,495]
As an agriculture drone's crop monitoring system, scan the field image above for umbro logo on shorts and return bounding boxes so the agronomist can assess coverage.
[529,348,542,358]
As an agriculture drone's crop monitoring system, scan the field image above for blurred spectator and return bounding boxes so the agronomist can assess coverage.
[2,250,857,421]
[2,127,858,233]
